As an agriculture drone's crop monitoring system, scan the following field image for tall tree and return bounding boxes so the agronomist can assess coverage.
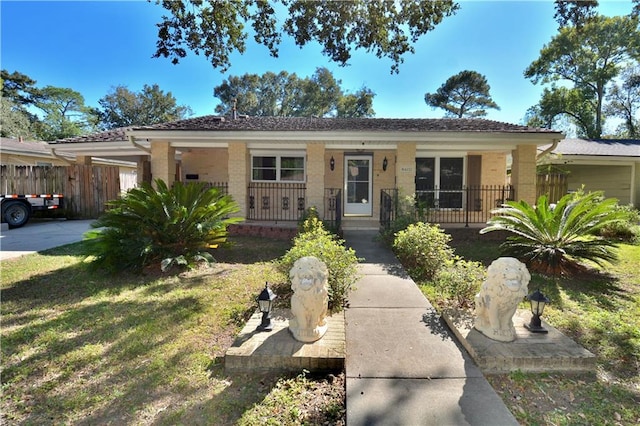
[32,86,96,141]
[524,15,640,138]
[525,86,597,137]
[605,66,640,138]
[152,0,459,74]
[1,70,41,137]
[0,98,34,139]
[213,67,375,118]
[554,0,599,29]
[424,70,499,118]
[97,84,192,129]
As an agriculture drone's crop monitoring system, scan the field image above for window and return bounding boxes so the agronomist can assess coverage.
[252,153,305,182]
[416,157,464,208]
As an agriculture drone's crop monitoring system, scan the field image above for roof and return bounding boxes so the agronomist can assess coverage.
[547,138,640,157]
[54,116,560,144]
[1,137,72,158]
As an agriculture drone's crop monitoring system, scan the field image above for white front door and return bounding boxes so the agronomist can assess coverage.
[344,155,373,216]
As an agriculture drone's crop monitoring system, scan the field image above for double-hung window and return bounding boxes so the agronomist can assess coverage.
[251,152,305,182]
[415,156,465,209]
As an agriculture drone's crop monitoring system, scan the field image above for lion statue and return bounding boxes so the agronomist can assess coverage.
[289,256,329,342]
[474,257,531,342]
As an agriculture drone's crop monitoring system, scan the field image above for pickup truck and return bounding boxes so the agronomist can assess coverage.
[0,193,64,228]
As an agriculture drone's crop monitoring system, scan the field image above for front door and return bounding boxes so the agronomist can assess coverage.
[344,155,373,216]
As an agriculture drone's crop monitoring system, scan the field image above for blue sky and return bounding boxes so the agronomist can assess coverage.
[1,1,635,127]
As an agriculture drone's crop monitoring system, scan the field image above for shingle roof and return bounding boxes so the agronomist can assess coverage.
[550,138,640,157]
[54,116,560,143]
[132,115,557,133]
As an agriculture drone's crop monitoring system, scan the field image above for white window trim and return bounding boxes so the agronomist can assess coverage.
[416,155,467,209]
[250,150,306,183]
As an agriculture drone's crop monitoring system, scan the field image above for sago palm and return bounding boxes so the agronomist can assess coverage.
[480,191,627,276]
[85,179,242,272]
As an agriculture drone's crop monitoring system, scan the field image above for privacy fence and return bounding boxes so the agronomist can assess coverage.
[0,164,121,219]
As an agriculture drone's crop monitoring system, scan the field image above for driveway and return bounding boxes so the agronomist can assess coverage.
[0,219,95,261]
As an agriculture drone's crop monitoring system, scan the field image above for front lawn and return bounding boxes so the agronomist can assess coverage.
[0,237,345,425]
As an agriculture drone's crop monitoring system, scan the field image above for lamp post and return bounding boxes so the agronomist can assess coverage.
[256,282,277,332]
[524,289,549,333]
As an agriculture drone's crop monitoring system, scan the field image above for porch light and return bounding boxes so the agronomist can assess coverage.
[382,156,388,171]
[524,289,549,334]
[256,282,277,332]
[330,156,335,171]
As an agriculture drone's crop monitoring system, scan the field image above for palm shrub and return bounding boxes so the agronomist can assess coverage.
[84,179,242,272]
[392,222,454,281]
[480,191,629,276]
[279,216,359,313]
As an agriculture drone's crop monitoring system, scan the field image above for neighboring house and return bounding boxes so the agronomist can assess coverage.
[539,138,640,208]
[48,116,563,229]
[1,137,138,192]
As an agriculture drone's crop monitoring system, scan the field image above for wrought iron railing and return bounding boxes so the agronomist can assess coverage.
[247,182,306,221]
[381,185,515,228]
[324,188,342,230]
[204,181,228,195]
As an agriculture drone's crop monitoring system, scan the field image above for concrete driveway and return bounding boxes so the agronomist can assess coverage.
[0,219,95,261]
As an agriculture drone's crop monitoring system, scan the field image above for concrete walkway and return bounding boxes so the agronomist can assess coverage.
[342,231,518,426]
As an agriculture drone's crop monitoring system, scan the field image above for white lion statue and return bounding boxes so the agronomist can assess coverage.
[474,257,531,342]
[289,256,329,342]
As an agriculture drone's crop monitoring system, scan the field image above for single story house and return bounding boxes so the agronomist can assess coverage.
[538,138,640,208]
[48,116,563,229]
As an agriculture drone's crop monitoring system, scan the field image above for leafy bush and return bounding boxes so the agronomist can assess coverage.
[280,219,359,313]
[481,191,628,276]
[434,257,486,308]
[84,179,242,272]
[379,194,429,245]
[392,222,454,281]
[598,204,640,242]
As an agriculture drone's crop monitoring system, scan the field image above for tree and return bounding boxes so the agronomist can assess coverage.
[554,0,598,29]
[0,98,34,139]
[424,70,499,118]
[524,15,640,138]
[152,0,459,74]
[213,67,375,117]
[1,70,40,137]
[605,66,640,138]
[525,86,597,137]
[32,86,96,141]
[97,84,192,129]
[480,191,628,276]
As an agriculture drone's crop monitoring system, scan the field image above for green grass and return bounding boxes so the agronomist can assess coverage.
[1,236,344,425]
[444,238,640,425]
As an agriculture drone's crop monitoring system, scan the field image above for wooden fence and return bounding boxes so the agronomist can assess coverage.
[536,173,568,203]
[0,164,121,219]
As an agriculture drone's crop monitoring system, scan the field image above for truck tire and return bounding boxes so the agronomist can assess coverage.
[2,201,30,228]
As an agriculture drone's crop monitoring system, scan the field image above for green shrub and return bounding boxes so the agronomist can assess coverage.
[84,179,242,272]
[379,194,429,245]
[598,204,640,242]
[435,257,486,308]
[280,223,359,313]
[392,222,454,281]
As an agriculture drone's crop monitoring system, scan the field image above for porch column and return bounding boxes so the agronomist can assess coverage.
[511,144,537,204]
[306,143,325,217]
[228,142,248,218]
[396,142,416,196]
[150,141,176,187]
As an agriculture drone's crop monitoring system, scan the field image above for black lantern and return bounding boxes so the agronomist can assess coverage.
[329,156,335,171]
[524,289,549,333]
[382,156,388,171]
[256,282,277,332]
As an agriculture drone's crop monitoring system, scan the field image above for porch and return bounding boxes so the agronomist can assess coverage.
[224,182,515,230]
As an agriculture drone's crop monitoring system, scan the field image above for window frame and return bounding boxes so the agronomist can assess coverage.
[415,155,466,209]
[250,150,306,183]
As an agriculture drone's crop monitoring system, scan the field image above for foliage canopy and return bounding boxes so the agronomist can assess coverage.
[424,70,499,118]
[152,0,459,74]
